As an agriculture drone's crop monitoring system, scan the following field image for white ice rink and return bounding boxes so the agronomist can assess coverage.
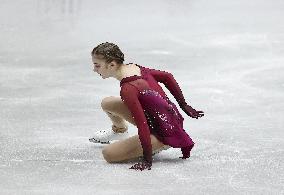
[0,0,283,194]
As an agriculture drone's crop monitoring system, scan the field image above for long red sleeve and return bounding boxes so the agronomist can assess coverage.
[120,83,152,163]
[146,67,188,108]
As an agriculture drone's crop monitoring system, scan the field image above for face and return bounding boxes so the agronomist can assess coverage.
[92,55,113,79]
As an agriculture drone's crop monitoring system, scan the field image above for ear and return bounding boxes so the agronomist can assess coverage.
[108,61,117,69]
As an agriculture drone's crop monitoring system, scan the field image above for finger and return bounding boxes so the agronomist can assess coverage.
[197,113,204,117]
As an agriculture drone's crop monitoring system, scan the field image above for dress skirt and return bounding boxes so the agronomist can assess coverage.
[138,89,195,148]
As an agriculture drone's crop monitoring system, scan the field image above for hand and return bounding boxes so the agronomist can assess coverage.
[182,104,204,119]
[129,160,152,171]
[180,144,194,160]
[179,154,190,159]
[179,156,189,160]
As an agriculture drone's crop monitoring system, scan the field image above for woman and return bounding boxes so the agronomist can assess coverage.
[91,42,204,171]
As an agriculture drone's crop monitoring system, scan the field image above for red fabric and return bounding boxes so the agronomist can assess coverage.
[120,65,194,162]
[120,79,153,162]
[120,65,187,108]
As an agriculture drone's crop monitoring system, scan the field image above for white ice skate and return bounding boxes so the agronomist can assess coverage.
[89,128,129,144]
[152,145,171,156]
[136,145,171,161]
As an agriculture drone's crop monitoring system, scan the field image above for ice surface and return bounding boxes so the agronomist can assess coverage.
[0,0,283,194]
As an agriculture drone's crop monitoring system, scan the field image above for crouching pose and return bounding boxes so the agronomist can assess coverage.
[90,42,204,171]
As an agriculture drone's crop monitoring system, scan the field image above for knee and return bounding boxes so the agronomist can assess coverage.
[102,147,114,163]
[101,96,115,111]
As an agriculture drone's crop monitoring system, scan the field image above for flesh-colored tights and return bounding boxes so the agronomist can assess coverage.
[100,96,169,163]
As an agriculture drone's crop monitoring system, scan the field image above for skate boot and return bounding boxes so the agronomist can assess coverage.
[135,145,171,162]
[152,145,171,156]
[89,125,129,144]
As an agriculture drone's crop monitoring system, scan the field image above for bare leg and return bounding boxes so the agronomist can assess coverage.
[100,96,170,162]
[101,96,136,133]
[102,134,166,163]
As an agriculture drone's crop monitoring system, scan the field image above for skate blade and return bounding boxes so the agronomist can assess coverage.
[89,138,110,144]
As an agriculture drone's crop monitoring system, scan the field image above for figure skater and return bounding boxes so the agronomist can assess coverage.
[90,42,204,171]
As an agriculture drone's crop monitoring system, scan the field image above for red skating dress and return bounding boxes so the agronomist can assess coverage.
[120,65,195,163]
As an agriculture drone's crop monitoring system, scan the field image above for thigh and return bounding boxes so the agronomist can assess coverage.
[101,96,135,125]
[102,134,166,163]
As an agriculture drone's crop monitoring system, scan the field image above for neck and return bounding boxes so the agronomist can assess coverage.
[114,63,140,81]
